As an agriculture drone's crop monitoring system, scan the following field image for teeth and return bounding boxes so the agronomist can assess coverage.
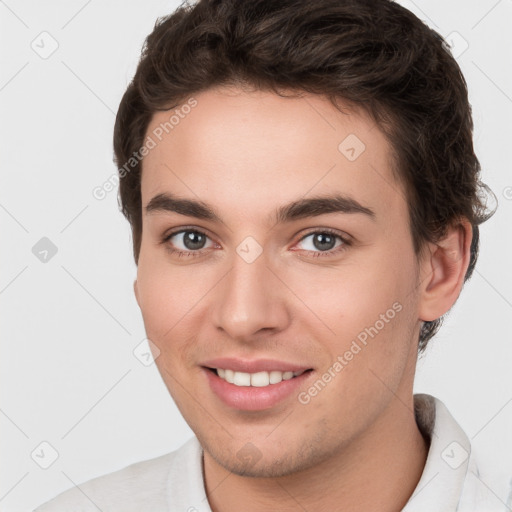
[233,371,251,386]
[215,368,306,387]
[269,370,283,384]
[251,371,269,387]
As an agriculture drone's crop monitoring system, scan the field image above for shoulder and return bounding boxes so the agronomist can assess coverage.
[33,437,201,512]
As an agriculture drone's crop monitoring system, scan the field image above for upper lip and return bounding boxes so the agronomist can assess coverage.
[201,357,312,373]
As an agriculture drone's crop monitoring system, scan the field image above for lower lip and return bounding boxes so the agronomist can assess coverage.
[203,368,312,411]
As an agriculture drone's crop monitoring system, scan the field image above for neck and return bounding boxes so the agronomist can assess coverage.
[203,394,429,512]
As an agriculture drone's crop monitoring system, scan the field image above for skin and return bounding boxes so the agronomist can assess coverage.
[134,85,472,512]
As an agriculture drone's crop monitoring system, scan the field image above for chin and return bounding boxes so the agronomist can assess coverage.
[203,435,331,479]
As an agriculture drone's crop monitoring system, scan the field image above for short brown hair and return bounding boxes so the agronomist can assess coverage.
[113,0,495,351]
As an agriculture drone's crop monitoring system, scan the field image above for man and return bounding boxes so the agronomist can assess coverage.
[35,0,502,510]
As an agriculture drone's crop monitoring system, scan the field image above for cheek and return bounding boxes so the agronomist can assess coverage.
[307,250,419,383]
[290,253,414,337]
[136,252,199,341]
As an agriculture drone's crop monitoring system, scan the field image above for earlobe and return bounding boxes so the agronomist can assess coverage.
[418,219,472,322]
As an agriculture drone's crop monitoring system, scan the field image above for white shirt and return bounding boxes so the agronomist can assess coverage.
[34,394,511,511]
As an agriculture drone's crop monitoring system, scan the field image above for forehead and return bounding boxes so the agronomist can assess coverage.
[140,86,405,225]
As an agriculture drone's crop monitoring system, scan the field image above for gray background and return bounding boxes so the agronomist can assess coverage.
[1,0,511,510]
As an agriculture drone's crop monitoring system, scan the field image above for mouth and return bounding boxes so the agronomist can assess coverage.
[202,365,314,411]
[204,367,312,387]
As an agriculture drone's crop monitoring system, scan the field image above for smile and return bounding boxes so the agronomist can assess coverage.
[203,366,314,411]
[212,368,308,387]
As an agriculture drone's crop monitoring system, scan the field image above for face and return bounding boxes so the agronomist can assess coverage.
[135,85,425,477]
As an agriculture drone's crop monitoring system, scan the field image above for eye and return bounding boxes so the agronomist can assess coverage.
[294,229,350,258]
[162,229,216,257]
[161,227,351,259]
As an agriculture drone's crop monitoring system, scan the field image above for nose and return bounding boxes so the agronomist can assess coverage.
[211,246,291,341]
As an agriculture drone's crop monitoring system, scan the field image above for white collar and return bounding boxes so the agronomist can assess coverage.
[402,393,472,511]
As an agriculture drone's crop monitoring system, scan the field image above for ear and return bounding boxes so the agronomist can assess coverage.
[133,279,140,308]
[417,218,473,322]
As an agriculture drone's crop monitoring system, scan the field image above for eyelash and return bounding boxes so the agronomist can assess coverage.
[160,227,351,259]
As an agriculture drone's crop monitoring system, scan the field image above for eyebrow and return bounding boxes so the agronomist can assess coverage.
[145,192,376,225]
